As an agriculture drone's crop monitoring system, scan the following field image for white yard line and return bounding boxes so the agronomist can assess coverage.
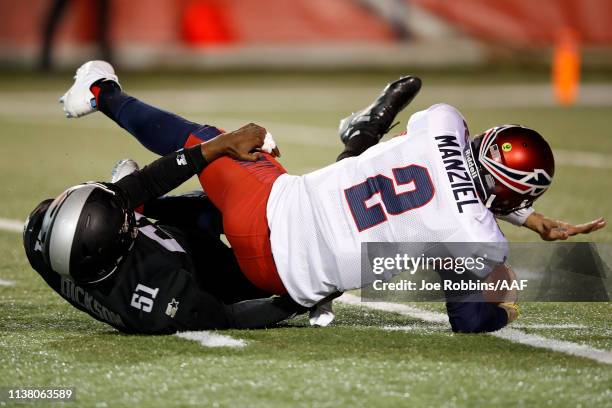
[2,83,612,112]
[339,293,612,365]
[199,118,612,170]
[0,218,23,233]
[175,331,247,348]
[511,323,587,329]
[0,278,16,286]
[383,323,588,331]
[2,111,611,169]
[268,121,612,169]
[1,85,611,170]
[383,325,446,332]
[553,150,612,170]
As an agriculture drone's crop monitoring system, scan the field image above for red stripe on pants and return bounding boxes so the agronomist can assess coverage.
[185,133,287,294]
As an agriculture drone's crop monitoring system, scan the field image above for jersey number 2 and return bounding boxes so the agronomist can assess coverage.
[344,165,435,231]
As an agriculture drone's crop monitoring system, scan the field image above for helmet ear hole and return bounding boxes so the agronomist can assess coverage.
[23,199,54,273]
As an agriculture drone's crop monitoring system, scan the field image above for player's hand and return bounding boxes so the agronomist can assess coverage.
[202,123,269,162]
[524,213,607,241]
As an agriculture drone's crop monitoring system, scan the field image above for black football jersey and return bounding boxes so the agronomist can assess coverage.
[27,215,303,334]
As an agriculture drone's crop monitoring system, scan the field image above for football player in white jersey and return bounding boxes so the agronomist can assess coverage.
[59,61,605,332]
[181,77,604,332]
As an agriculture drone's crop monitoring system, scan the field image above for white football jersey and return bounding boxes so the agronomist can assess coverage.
[267,104,508,306]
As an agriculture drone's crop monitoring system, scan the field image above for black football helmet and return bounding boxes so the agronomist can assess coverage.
[24,182,137,284]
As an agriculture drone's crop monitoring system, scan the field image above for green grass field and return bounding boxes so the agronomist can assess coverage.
[0,71,610,407]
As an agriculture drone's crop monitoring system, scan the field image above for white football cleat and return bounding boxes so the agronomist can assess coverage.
[59,60,120,118]
[111,159,140,183]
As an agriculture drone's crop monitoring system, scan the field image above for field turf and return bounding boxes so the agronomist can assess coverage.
[0,71,610,407]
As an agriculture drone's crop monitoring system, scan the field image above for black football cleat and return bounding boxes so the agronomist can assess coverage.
[339,76,422,144]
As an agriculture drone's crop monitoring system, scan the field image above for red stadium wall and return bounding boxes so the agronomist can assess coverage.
[0,0,610,68]
[0,0,395,49]
[212,0,395,44]
[0,0,180,47]
[411,0,612,46]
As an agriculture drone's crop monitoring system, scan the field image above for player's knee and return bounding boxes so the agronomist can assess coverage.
[191,125,223,142]
[448,302,510,333]
[449,314,489,333]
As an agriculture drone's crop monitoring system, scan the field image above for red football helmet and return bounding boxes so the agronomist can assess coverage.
[465,125,555,215]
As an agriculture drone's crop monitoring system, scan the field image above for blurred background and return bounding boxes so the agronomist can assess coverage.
[0,0,611,243]
[0,0,611,72]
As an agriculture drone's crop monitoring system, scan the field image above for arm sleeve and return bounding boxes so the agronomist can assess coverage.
[226,295,308,329]
[497,206,535,226]
[146,267,307,333]
[170,292,306,332]
[114,144,207,209]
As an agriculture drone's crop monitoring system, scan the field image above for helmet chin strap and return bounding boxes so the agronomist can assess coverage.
[463,142,490,206]
[484,194,496,209]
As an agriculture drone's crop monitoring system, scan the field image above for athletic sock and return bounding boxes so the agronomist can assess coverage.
[90,79,122,117]
[336,132,380,162]
[89,80,201,156]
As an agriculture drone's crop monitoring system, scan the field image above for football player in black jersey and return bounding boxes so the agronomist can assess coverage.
[24,126,306,335]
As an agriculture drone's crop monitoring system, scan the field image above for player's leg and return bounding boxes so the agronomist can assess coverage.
[445,300,509,333]
[60,61,223,156]
[92,80,210,155]
[440,269,512,333]
[336,76,421,161]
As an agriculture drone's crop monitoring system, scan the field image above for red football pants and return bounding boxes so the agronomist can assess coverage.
[185,135,287,295]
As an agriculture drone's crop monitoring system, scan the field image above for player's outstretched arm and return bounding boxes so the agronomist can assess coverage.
[523,212,606,241]
[228,295,308,329]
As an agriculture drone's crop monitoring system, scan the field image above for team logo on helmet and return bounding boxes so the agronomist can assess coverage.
[478,126,552,197]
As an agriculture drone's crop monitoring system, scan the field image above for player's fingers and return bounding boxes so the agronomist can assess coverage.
[245,123,267,142]
[595,219,607,230]
[247,133,264,148]
[239,151,262,162]
[546,227,569,241]
[568,218,606,235]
